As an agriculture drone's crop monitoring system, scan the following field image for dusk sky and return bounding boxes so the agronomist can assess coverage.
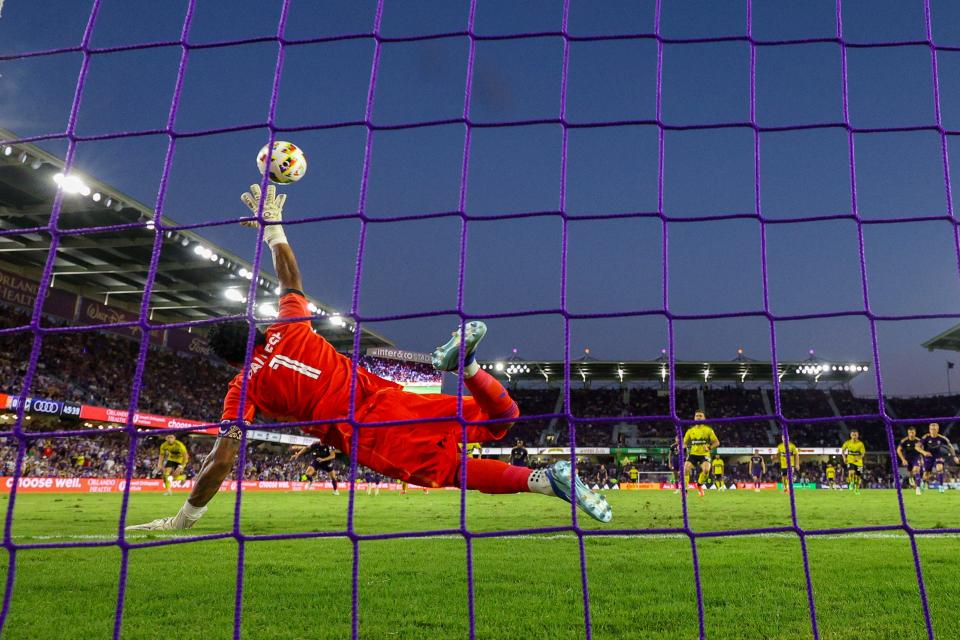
[3,0,960,397]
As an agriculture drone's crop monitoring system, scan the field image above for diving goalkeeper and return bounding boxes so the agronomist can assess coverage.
[127,185,611,531]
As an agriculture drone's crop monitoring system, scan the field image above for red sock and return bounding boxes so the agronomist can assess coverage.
[464,369,519,420]
[463,458,531,494]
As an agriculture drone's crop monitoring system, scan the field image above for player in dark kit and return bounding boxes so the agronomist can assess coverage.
[128,185,612,531]
[509,440,528,467]
[669,437,682,494]
[293,441,340,495]
[748,453,765,492]
[917,423,959,494]
[897,426,925,495]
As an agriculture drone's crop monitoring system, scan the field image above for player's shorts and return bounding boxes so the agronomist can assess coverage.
[750,467,763,478]
[303,388,510,489]
[311,459,336,473]
[670,458,681,472]
[903,455,923,469]
[687,454,709,467]
[164,460,183,470]
[923,456,945,472]
[848,464,863,477]
[712,472,723,480]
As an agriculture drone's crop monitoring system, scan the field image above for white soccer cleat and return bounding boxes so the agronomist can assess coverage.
[125,504,205,532]
[125,516,180,532]
[545,461,613,523]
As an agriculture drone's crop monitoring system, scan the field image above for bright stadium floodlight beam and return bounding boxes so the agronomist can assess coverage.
[193,244,205,256]
[224,288,245,302]
[258,302,278,317]
[2,145,12,156]
[307,302,317,313]
[92,192,101,202]
[495,362,504,372]
[238,268,248,279]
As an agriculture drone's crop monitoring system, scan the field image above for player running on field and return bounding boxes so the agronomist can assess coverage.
[917,422,959,494]
[683,412,719,497]
[841,430,866,495]
[292,441,340,495]
[749,452,765,491]
[897,426,925,495]
[158,434,189,496]
[127,185,611,531]
[711,456,725,491]
[669,437,682,494]
[825,460,837,490]
[776,435,799,494]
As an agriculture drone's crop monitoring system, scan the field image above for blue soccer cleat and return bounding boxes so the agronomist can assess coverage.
[431,320,487,372]
[546,460,613,523]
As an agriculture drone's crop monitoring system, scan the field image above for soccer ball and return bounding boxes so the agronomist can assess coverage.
[256,141,307,184]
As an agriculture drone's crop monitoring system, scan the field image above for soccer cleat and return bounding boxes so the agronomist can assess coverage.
[431,321,487,372]
[916,486,922,496]
[697,485,705,497]
[545,461,612,523]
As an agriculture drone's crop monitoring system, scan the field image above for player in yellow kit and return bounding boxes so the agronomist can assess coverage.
[711,456,726,491]
[842,430,867,495]
[825,460,837,490]
[683,412,719,497]
[157,434,189,496]
[776,435,800,494]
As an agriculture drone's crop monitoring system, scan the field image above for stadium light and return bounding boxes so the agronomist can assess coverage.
[495,362,504,372]
[258,302,278,317]
[307,302,318,313]
[2,145,12,156]
[52,172,89,195]
[17,152,28,164]
[92,192,102,202]
[274,285,282,295]
[329,314,346,328]
[209,252,218,262]
[238,268,248,278]
[145,219,155,231]
[224,288,245,303]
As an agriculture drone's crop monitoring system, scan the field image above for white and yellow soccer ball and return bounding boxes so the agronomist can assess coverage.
[256,141,307,184]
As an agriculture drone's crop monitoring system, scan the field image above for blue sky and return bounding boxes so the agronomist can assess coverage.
[3,0,960,397]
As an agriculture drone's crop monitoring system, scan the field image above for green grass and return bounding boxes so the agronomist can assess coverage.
[0,487,958,640]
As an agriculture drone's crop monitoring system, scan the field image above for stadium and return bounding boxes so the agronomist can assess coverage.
[2,2,960,639]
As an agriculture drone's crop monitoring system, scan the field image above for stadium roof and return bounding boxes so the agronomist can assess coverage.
[0,129,391,352]
[922,323,960,353]
[479,352,870,384]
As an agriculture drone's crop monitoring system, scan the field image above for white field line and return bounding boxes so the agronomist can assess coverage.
[12,532,960,542]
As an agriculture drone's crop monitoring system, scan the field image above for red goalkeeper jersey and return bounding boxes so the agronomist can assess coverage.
[220,292,399,425]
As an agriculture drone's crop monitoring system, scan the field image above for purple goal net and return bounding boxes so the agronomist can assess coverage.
[1,0,958,638]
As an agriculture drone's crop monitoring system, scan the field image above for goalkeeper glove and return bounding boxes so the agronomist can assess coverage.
[240,183,287,249]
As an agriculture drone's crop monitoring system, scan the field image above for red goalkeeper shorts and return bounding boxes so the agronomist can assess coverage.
[302,388,510,488]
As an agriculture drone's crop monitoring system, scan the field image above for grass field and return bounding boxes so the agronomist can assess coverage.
[0,487,958,640]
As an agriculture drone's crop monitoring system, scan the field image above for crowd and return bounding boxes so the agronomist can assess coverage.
[2,302,958,485]
[356,356,440,385]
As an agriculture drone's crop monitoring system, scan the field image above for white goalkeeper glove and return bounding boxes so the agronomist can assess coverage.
[240,183,287,249]
[125,502,207,532]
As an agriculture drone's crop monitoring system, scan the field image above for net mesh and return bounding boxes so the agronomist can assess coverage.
[0,0,957,638]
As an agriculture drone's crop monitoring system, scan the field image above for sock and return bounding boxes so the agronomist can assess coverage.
[697,470,708,486]
[464,458,533,494]
[375,487,380,495]
[183,500,208,519]
[463,368,519,420]
[938,472,944,487]
[331,477,338,491]
[463,360,480,378]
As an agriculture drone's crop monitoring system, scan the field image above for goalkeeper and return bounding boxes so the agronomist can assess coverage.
[128,185,611,531]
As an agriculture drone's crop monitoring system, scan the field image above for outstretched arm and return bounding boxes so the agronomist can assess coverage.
[240,184,303,292]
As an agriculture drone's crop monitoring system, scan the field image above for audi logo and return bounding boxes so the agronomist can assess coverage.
[30,400,60,414]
